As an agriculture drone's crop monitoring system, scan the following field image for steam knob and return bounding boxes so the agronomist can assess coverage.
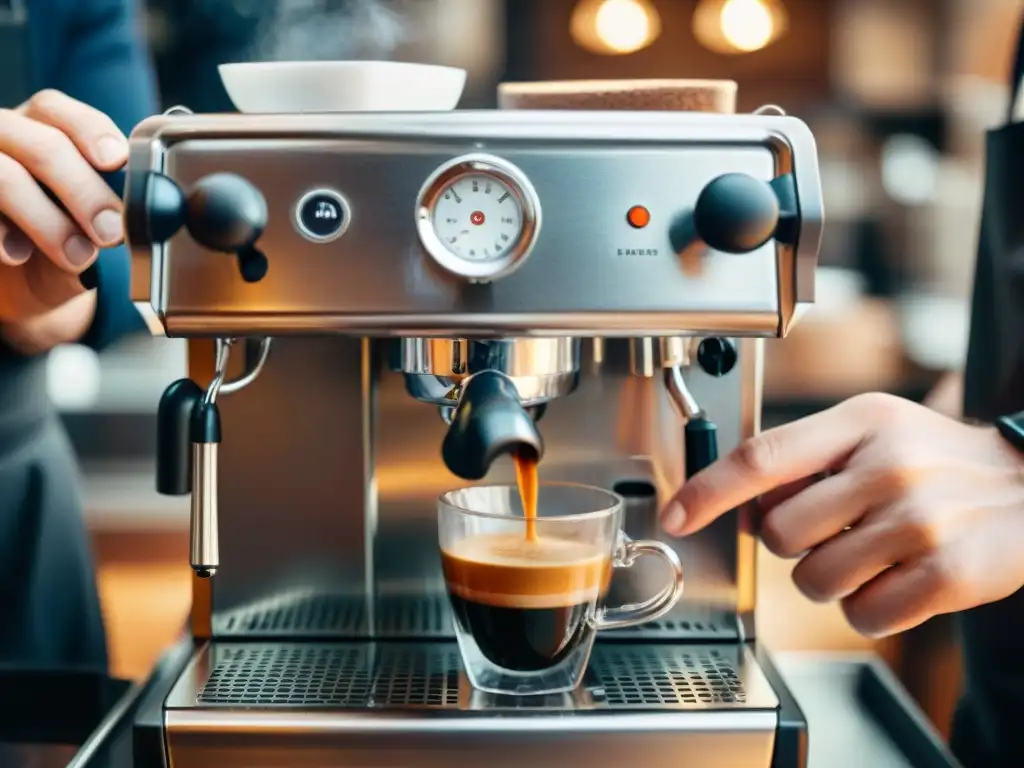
[128,171,269,283]
[442,371,544,480]
[143,173,188,245]
[185,173,267,254]
[693,173,797,254]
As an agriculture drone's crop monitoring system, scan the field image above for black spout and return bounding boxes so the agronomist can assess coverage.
[156,378,203,495]
[441,371,544,480]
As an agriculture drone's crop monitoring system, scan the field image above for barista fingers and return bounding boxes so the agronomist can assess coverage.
[0,90,129,351]
[661,392,1024,638]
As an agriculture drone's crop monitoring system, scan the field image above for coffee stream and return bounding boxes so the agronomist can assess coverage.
[513,450,539,542]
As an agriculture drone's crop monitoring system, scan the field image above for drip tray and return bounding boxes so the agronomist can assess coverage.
[167,642,779,713]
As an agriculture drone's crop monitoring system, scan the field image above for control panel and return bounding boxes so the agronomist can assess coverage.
[124,110,822,338]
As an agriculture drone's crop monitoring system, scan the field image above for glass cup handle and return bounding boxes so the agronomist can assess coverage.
[592,535,685,631]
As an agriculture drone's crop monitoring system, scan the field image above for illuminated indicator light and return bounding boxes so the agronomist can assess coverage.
[627,205,651,228]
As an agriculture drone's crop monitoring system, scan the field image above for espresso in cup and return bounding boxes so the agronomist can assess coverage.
[438,483,684,696]
[441,532,611,671]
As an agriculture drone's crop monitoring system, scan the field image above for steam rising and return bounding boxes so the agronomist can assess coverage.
[251,0,419,61]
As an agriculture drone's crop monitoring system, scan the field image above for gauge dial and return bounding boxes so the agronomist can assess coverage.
[416,154,541,281]
[431,174,523,262]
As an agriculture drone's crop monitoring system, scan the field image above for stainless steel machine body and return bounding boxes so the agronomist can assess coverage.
[124,108,823,767]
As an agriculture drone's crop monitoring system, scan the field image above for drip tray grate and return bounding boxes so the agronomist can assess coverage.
[199,644,460,707]
[216,595,454,637]
[195,643,749,709]
[215,594,734,640]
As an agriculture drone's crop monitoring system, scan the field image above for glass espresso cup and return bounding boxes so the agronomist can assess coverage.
[438,482,685,696]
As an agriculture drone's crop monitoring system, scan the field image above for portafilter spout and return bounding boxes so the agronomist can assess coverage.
[441,370,544,480]
[393,337,579,479]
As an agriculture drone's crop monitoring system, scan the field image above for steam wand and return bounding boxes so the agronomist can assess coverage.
[187,340,231,579]
[156,337,272,577]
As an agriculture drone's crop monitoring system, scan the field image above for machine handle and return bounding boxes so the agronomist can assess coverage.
[155,378,203,495]
[684,417,719,479]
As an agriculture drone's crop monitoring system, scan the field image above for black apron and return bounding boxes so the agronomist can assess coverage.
[0,0,31,108]
[950,13,1024,768]
[0,0,108,673]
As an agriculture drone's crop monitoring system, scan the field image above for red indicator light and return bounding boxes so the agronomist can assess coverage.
[627,206,651,228]
[470,210,485,225]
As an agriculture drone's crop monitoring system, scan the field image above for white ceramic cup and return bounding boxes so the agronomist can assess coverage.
[218,61,468,114]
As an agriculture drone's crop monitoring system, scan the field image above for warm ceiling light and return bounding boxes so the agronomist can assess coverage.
[693,0,788,55]
[570,0,662,56]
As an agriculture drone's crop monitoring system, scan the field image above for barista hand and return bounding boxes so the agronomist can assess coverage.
[0,90,128,352]
[661,393,1024,637]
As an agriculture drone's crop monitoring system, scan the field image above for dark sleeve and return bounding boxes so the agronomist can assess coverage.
[53,0,159,351]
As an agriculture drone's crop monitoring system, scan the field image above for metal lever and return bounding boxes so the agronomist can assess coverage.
[664,365,719,479]
[190,397,221,578]
[187,339,233,578]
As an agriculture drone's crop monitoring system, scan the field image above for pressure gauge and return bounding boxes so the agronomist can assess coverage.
[416,154,541,281]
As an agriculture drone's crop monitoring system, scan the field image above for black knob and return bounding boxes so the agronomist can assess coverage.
[156,379,203,496]
[693,173,781,254]
[685,417,719,478]
[125,171,188,248]
[237,247,269,283]
[442,371,544,480]
[127,170,270,282]
[697,337,737,377]
[185,173,268,254]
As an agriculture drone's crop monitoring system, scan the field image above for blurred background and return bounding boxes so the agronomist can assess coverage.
[21,0,1024,744]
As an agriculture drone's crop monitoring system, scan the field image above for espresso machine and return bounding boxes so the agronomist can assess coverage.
[118,82,824,767]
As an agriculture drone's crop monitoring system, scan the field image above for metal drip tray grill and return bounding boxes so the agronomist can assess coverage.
[198,644,460,707]
[594,647,745,706]
[214,594,735,640]
[194,643,751,710]
[217,594,453,637]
